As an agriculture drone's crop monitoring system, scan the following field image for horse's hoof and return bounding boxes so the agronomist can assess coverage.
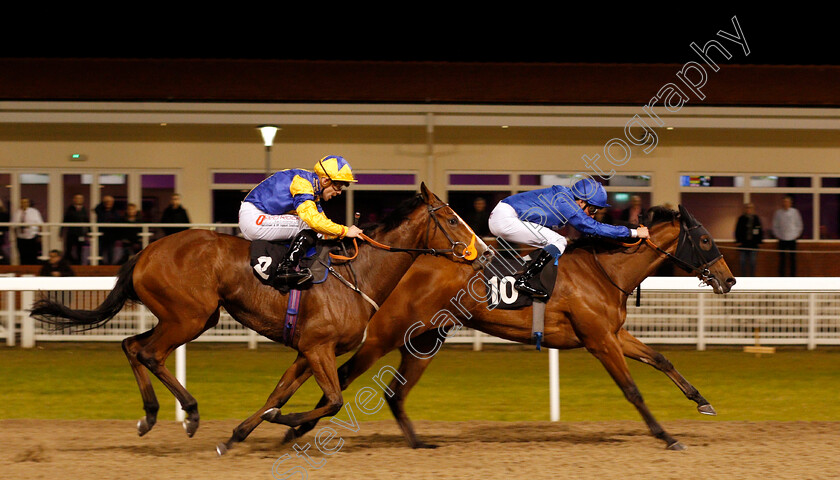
[698,404,717,416]
[216,443,228,456]
[183,418,199,438]
[667,440,687,451]
[137,417,153,437]
[413,442,438,449]
[261,408,280,423]
[282,428,299,444]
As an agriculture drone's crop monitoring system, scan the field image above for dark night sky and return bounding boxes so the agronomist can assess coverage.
[4,10,836,66]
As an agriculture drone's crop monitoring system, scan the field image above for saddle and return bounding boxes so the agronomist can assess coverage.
[249,240,334,294]
[482,251,558,310]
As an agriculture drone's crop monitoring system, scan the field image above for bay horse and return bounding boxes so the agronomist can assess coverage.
[30,183,490,454]
[287,204,736,450]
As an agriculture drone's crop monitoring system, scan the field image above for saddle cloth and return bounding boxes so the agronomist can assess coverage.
[249,240,332,293]
[482,251,558,310]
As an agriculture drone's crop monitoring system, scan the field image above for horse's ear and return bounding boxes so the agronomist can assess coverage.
[678,204,697,226]
[420,182,434,204]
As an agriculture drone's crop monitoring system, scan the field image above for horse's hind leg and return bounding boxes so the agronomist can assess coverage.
[217,353,312,455]
[122,331,159,436]
[618,329,716,415]
[132,308,220,437]
[583,330,685,450]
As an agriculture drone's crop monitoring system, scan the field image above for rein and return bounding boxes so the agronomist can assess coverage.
[323,201,478,311]
[329,203,475,262]
[591,225,724,297]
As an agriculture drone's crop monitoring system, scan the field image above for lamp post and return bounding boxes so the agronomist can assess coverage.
[258,125,280,177]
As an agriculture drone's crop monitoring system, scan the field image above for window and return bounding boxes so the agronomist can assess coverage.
[141,174,177,224]
[447,172,516,237]
[211,170,419,234]
[680,175,744,188]
[446,171,654,236]
[751,193,813,240]
[820,194,840,239]
[678,174,823,240]
[680,192,745,238]
[348,172,419,227]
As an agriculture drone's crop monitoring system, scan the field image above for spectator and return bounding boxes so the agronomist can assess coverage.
[772,195,803,276]
[734,202,763,276]
[94,195,123,265]
[12,198,43,265]
[62,194,90,265]
[160,193,191,236]
[39,249,75,277]
[0,199,9,264]
[119,203,144,263]
[619,195,646,227]
[466,197,492,237]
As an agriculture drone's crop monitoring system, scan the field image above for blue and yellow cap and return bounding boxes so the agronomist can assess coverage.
[314,155,358,183]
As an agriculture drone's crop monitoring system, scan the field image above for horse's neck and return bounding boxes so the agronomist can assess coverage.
[350,224,424,304]
[596,225,679,293]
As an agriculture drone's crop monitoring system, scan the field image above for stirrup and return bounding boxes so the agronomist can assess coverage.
[514,278,549,299]
[275,267,312,285]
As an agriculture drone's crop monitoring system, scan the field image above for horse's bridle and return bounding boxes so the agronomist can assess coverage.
[331,202,478,262]
[666,222,724,284]
[593,219,724,295]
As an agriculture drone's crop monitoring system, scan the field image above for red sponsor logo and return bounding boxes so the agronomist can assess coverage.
[256,215,265,226]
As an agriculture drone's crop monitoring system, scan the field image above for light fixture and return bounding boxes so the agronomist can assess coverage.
[257,125,281,176]
[258,125,280,146]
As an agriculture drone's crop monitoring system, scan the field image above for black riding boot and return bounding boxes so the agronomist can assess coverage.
[514,249,555,299]
[274,230,317,286]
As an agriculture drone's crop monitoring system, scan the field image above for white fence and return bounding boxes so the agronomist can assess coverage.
[0,221,235,266]
[2,276,840,350]
[3,275,839,423]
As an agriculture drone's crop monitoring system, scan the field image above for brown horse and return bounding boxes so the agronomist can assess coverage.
[288,204,736,450]
[30,183,490,454]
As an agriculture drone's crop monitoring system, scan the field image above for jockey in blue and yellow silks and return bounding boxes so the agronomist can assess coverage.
[239,155,363,284]
[488,177,650,299]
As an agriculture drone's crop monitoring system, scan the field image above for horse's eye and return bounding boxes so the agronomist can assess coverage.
[448,218,458,226]
[699,235,712,250]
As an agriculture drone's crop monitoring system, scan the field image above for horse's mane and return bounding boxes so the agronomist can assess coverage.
[643,205,680,226]
[565,205,679,253]
[362,193,425,234]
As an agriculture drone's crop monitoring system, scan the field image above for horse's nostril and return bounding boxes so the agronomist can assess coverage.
[726,277,736,287]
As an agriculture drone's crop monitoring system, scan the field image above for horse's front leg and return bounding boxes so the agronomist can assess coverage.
[618,328,716,415]
[286,327,402,442]
[581,328,686,450]
[262,344,343,427]
[384,333,443,449]
[217,353,312,455]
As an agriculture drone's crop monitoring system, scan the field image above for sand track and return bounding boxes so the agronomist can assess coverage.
[2,419,839,479]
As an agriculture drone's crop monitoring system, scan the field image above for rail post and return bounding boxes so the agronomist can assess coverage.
[21,290,35,348]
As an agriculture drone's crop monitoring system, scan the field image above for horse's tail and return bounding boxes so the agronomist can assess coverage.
[30,253,142,331]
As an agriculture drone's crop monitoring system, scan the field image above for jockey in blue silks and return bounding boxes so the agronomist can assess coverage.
[488,177,650,299]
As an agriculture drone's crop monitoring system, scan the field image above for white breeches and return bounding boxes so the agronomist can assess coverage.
[238,201,307,241]
[488,202,568,254]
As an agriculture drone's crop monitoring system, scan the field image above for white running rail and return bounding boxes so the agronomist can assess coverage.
[2,275,840,422]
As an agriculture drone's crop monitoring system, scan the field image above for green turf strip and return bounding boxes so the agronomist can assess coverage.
[2,342,839,422]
